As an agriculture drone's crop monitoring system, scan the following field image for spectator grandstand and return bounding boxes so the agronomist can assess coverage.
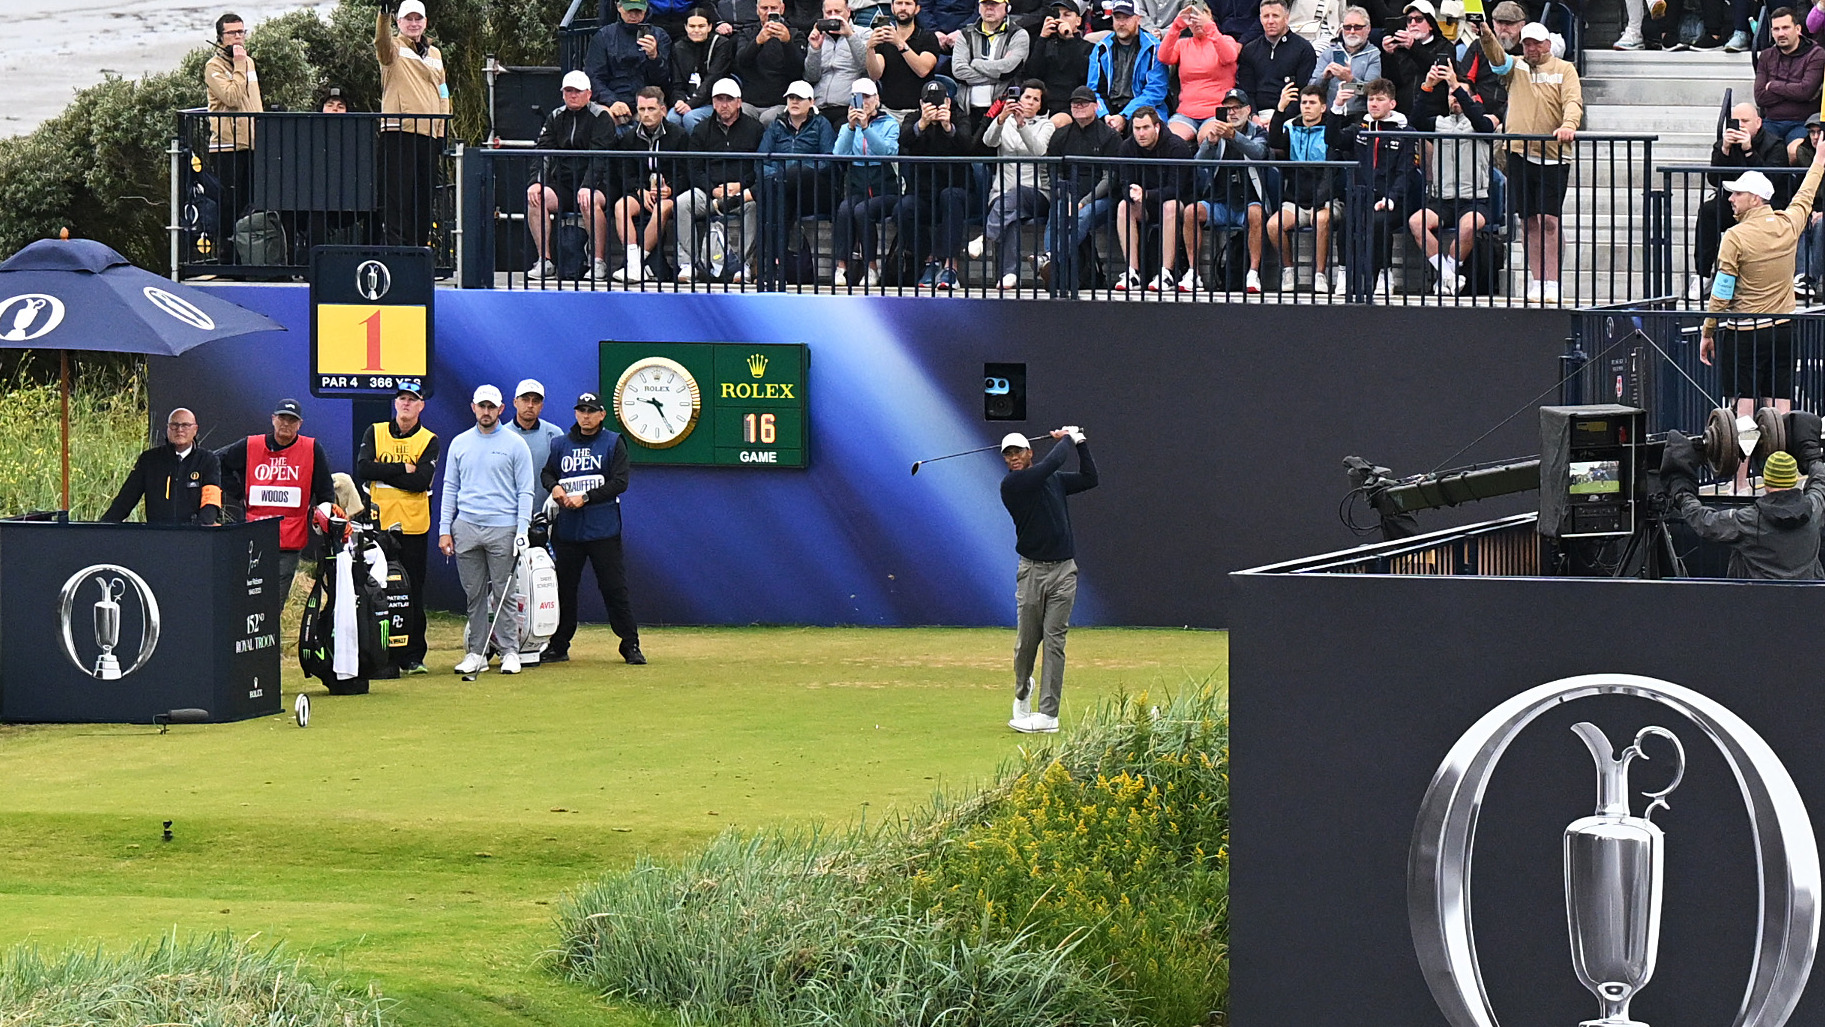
[173,0,1788,309]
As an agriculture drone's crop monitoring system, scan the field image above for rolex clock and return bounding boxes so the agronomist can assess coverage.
[613,356,702,449]
[600,342,808,467]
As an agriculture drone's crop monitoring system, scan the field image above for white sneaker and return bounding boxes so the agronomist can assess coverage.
[864,264,879,287]
[1114,269,1142,292]
[590,258,611,281]
[1245,269,1262,294]
[1439,272,1460,296]
[1148,269,1175,292]
[527,258,554,280]
[612,260,641,283]
[1013,678,1033,722]
[999,272,1019,290]
[675,264,696,283]
[966,234,986,259]
[1332,265,1347,293]
[1178,268,1203,293]
[500,650,521,675]
[731,264,754,284]
[832,265,848,287]
[1375,269,1393,295]
[1541,280,1562,305]
[1312,268,1331,294]
[1012,713,1060,734]
[1280,266,1297,292]
[1686,273,1705,301]
[454,652,487,675]
[1613,30,1645,49]
[1525,279,1544,303]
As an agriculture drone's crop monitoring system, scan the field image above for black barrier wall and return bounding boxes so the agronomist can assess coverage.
[1227,568,1825,1027]
[157,289,1564,626]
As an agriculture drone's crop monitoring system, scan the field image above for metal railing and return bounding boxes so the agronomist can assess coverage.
[1246,512,1543,575]
[455,131,1656,304]
[174,110,456,279]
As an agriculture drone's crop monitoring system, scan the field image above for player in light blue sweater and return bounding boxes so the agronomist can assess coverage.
[438,385,536,674]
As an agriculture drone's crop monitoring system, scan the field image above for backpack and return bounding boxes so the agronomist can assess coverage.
[233,211,287,266]
[1463,229,1508,296]
[554,216,590,280]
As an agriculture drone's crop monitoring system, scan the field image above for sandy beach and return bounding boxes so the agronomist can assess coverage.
[0,0,331,138]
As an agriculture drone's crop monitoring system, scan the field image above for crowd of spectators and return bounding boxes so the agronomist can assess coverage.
[536,0,1592,295]
[1684,5,1825,302]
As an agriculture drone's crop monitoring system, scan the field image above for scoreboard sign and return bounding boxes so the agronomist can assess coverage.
[309,246,433,398]
[600,341,808,468]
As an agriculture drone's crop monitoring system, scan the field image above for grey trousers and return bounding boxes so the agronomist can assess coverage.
[454,518,517,657]
[1013,556,1077,718]
[675,188,758,273]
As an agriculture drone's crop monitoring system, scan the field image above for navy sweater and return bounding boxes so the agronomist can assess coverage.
[1000,437,1098,562]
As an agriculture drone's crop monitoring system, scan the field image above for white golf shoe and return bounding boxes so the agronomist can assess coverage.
[500,650,522,675]
[1012,713,1060,734]
[454,653,487,675]
[1011,677,1034,724]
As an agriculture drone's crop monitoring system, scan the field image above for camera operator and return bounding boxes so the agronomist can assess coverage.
[1663,415,1825,579]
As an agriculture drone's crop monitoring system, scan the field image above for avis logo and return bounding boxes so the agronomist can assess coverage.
[747,352,768,378]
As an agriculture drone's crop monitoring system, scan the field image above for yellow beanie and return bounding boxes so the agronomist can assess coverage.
[1764,450,1800,490]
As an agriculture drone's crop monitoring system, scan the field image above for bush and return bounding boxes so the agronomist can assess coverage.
[556,685,1230,1026]
[0,930,386,1027]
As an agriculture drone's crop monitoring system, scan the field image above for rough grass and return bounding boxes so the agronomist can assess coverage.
[0,931,384,1027]
[0,621,1227,1027]
[555,685,1229,1026]
[0,364,148,518]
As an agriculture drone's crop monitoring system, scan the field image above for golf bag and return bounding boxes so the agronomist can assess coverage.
[298,510,391,694]
[505,505,560,663]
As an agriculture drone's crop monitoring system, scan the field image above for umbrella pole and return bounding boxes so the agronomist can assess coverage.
[60,349,70,513]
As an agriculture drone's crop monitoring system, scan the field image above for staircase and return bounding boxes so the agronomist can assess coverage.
[1581,49,1753,164]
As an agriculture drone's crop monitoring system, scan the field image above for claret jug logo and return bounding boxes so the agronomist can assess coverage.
[57,564,162,680]
[1409,674,1818,1027]
[747,352,768,378]
[0,294,64,342]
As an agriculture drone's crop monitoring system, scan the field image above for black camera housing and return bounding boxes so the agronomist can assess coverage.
[817,17,845,31]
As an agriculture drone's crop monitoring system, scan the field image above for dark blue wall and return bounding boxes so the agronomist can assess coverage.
[154,289,1564,626]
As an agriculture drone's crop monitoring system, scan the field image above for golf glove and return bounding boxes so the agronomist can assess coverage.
[1065,425,1086,444]
[514,533,529,551]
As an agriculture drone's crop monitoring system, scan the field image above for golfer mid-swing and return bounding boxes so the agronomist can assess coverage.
[1000,426,1098,734]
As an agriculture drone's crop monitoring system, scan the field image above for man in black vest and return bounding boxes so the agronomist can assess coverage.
[540,392,645,664]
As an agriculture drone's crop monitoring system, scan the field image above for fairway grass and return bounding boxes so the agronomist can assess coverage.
[0,620,1226,1027]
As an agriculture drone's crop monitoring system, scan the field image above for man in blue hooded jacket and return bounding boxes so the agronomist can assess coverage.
[540,391,645,665]
[1086,0,1167,133]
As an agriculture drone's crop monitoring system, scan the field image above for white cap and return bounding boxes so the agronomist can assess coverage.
[1723,169,1776,201]
[561,70,591,92]
[784,79,815,99]
[1519,20,1550,40]
[1438,0,1465,17]
[515,378,545,398]
[999,432,1031,452]
[472,384,503,406]
[851,77,878,96]
[1403,0,1436,16]
[712,77,742,98]
[398,0,427,18]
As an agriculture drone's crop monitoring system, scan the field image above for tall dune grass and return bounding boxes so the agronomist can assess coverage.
[0,364,148,520]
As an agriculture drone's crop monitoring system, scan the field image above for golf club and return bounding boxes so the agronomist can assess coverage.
[911,435,1049,475]
[463,574,518,681]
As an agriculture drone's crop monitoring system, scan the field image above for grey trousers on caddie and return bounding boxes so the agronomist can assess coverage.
[1013,556,1077,718]
[454,518,517,657]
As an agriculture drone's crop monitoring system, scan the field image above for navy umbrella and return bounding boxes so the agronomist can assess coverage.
[0,236,287,508]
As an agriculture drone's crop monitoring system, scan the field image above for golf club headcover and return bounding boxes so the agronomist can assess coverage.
[1789,411,1823,466]
[1660,431,1701,497]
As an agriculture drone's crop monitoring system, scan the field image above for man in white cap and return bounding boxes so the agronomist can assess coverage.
[507,378,567,474]
[998,426,1098,734]
[676,77,765,282]
[438,385,536,675]
[526,70,619,281]
[1485,20,1580,304]
[1702,147,1825,441]
[376,0,450,247]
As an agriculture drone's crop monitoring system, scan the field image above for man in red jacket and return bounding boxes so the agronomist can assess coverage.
[216,399,337,588]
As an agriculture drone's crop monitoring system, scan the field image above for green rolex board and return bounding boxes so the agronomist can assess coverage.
[599,341,808,467]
